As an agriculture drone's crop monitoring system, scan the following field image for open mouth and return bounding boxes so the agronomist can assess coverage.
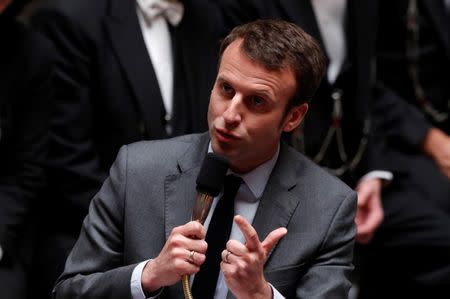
[216,128,239,142]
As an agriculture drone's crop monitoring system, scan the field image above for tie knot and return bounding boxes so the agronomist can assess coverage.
[137,0,184,26]
[223,175,243,198]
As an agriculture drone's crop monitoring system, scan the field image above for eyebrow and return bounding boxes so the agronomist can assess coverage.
[216,75,275,100]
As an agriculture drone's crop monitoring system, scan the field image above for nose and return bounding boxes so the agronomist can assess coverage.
[222,95,242,128]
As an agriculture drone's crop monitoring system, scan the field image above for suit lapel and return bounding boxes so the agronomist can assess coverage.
[164,134,210,239]
[252,143,303,262]
[423,1,450,59]
[164,170,197,238]
[105,0,166,138]
[226,144,306,299]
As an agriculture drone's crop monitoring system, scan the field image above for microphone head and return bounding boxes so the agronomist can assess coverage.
[196,153,229,197]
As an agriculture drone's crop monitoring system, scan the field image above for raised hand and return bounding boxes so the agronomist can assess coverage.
[220,215,287,299]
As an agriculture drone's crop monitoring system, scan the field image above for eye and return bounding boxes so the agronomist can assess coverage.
[250,96,265,106]
[245,96,270,113]
[221,83,234,95]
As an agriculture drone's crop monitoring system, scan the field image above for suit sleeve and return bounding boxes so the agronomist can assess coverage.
[296,191,357,298]
[365,84,432,172]
[53,145,136,299]
[0,30,51,264]
[373,84,431,148]
[31,8,106,222]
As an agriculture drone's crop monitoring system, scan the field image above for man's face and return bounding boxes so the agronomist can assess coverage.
[208,39,308,173]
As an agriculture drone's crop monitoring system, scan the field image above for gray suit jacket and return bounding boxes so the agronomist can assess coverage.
[53,133,357,299]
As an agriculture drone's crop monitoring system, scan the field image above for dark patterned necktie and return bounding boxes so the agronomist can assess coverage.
[191,175,243,299]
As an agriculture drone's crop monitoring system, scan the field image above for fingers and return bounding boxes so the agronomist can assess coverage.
[221,249,234,264]
[261,227,287,253]
[220,239,248,265]
[355,179,383,235]
[234,215,261,251]
[356,178,382,207]
[166,221,208,265]
[171,220,207,252]
[356,186,370,207]
[226,239,248,256]
[172,220,206,239]
[357,204,383,234]
[356,194,384,244]
[168,232,207,255]
[233,215,287,256]
[219,221,282,299]
[186,249,206,266]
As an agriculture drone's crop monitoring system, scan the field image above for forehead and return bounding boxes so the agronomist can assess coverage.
[218,40,297,99]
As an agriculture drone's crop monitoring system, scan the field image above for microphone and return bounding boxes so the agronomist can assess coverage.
[182,152,228,299]
[192,153,229,224]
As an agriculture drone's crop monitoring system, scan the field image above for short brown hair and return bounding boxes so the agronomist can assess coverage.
[219,19,326,107]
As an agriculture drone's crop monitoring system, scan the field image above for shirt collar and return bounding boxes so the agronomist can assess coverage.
[207,143,280,199]
[136,0,184,26]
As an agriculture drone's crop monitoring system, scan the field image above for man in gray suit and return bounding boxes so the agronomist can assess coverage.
[53,20,357,299]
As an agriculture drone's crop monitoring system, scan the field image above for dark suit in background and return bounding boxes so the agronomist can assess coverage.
[358,1,450,298]
[0,12,51,299]
[262,0,383,186]
[53,133,357,299]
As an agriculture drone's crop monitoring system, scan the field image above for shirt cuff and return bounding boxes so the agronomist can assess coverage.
[359,170,393,183]
[131,260,163,299]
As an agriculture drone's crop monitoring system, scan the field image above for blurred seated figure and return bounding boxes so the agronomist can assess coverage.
[0,0,52,298]
[358,1,450,298]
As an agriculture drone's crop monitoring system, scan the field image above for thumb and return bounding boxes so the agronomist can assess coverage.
[261,227,287,255]
[356,185,371,207]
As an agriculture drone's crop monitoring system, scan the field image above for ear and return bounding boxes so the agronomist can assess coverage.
[282,103,308,132]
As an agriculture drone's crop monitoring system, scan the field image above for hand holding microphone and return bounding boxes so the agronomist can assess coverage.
[183,153,229,299]
[141,153,228,297]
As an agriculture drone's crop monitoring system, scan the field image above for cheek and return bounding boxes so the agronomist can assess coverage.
[207,102,218,122]
[208,93,227,119]
[246,118,277,138]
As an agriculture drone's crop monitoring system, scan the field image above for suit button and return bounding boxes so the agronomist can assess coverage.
[164,114,173,135]
[139,121,146,138]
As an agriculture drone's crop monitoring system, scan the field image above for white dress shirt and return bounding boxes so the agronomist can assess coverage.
[311,0,347,84]
[136,0,184,134]
[131,143,286,298]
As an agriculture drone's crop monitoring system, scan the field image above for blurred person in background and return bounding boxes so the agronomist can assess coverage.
[0,0,52,298]
[358,1,450,298]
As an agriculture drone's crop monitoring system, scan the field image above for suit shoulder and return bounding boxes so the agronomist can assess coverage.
[124,133,206,168]
[284,145,355,197]
[0,18,53,90]
[32,0,107,33]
